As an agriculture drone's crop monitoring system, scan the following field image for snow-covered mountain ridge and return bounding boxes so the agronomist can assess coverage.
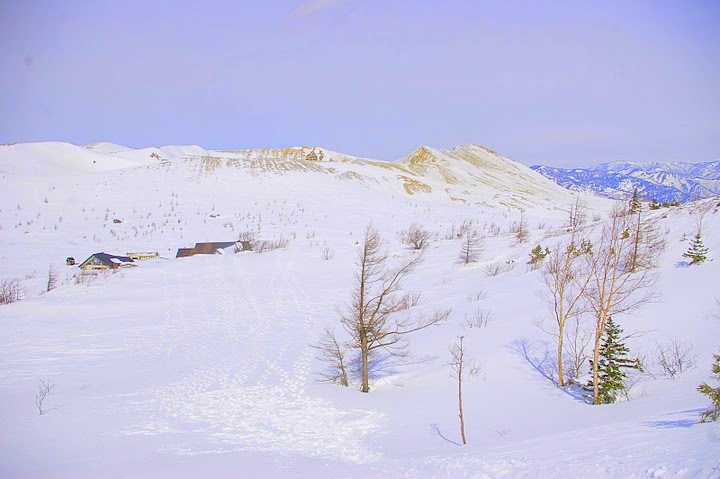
[532,160,720,203]
[0,141,581,210]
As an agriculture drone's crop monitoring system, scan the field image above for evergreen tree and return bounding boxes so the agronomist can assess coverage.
[698,353,720,423]
[629,189,641,214]
[584,317,641,404]
[683,232,708,265]
[528,244,550,269]
[578,239,593,256]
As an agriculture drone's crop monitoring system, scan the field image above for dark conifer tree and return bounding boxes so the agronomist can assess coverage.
[683,232,708,265]
[584,317,641,404]
[629,189,641,214]
[528,244,549,268]
[698,353,720,423]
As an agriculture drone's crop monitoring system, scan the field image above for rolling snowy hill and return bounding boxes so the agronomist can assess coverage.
[0,142,718,478]
[532,160,720,203]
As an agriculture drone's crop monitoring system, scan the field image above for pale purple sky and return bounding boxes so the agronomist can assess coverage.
[1,0,718,166]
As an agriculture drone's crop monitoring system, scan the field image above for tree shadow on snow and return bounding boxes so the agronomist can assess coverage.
[512,338,558,385]
[510,339,588,403]
[349,351,399,381]
[646,419,697,429]
[674,260,692,268]
[645,408,706,429]
[429,423,463,446]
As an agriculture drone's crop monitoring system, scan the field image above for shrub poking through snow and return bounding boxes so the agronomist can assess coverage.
[399,222,432,250]
[461,308,491,329]
[697,353,720,423]
[655,338,697,378]
[35,379,55,415]
[0,278,24,305]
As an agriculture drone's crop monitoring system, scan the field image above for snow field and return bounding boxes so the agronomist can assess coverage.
[0,142,719,478]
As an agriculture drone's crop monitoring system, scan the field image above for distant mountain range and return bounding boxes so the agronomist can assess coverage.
[531,161,720,203]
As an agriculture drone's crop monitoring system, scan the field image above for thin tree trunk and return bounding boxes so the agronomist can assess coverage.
[630,212,641,272]
[360,336,370,393]
[458,371,466,445]
[557,332,565,387]
[592,328,602,404]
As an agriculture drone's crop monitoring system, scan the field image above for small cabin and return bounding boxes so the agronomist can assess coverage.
[66,257,76,266]
[126,251,159,261]
[175,241,253,258]
[78,253,136,271]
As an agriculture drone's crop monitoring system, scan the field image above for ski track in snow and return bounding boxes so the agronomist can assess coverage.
[121,251,386,464]
[373,420,720,479]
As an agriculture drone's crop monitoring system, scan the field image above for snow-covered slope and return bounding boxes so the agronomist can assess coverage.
[85,141,135,154]
[0,141,718,478]
[399,144,578,207]
[532,160,720,203]
[0,142,151,176]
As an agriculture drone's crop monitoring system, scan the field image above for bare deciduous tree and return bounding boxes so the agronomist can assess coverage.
[398,291,422,310]
[692,201,714,232]
[539,239,592,386]
[450,336,480,445]
[711,298,720,321]
[238,230,258,248]
[340,224,450,393]
[566,197,588,231]
[655,338,698,378]
[311,328,350,386]
[584,205,659,404]
[509,212,529,243]
[35,379,55,415]
[399,222,432,250]
[46,264,58,292]
[0,277,24,305]
[459,229,484,264]
[564,316,592,384]
[626,210,665,273]
[455,220,474,239]
[321,247,335,261]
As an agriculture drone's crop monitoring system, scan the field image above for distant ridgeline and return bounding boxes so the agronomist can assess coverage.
[531,160,720,203]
